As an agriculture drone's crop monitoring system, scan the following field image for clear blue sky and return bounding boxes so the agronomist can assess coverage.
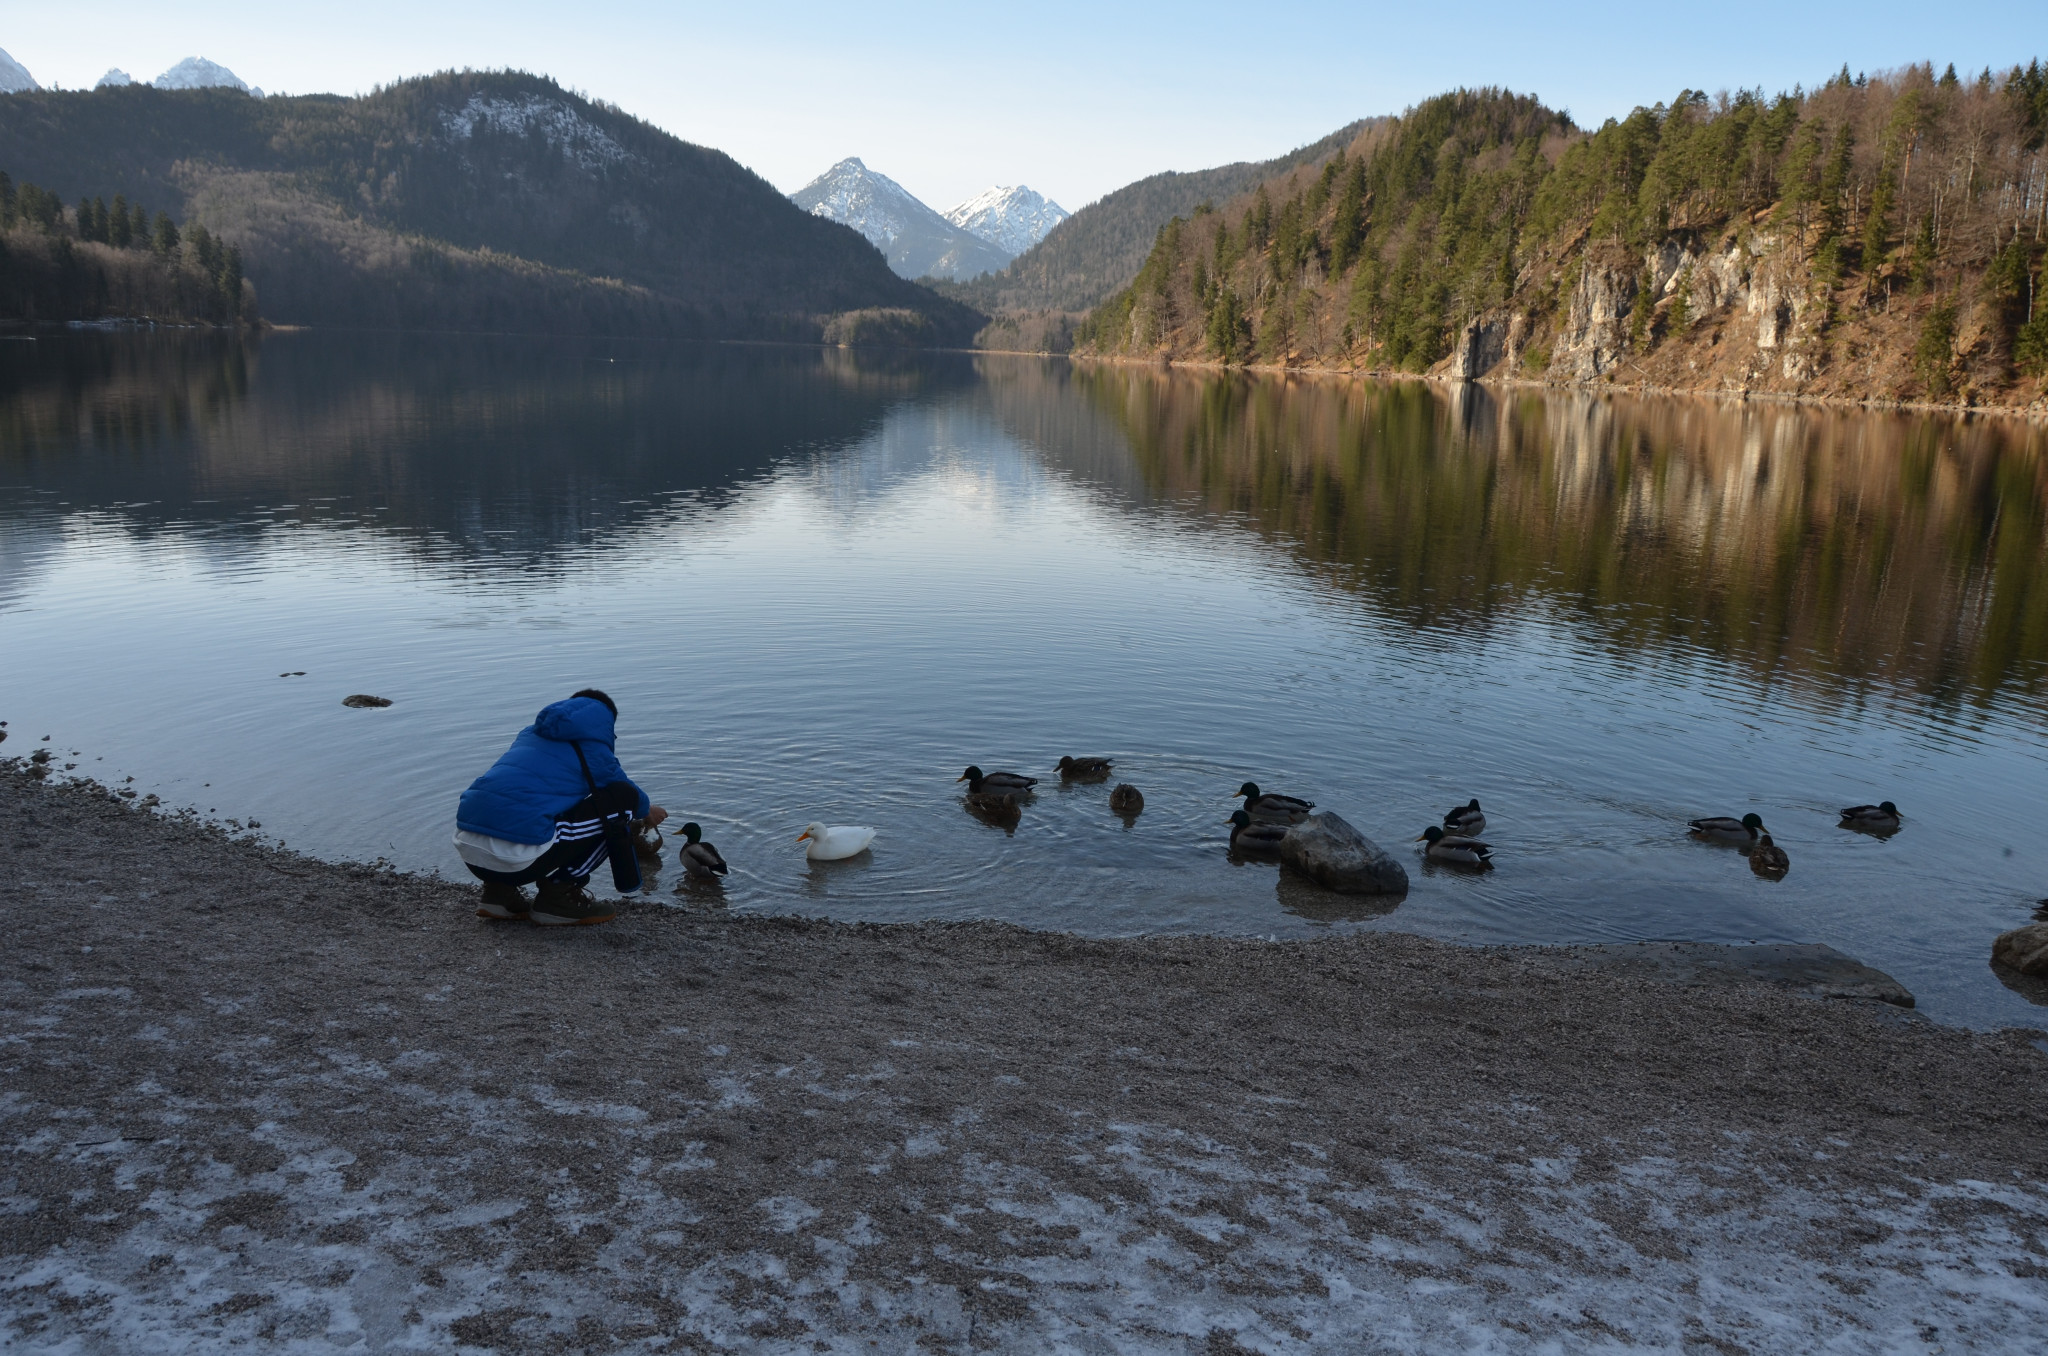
[3,2,2040,212]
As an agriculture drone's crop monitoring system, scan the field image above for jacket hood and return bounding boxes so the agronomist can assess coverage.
[532,696,617,746]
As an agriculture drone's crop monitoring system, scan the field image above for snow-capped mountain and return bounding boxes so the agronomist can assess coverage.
[944,185,1068,257]
[154,57,261,97]
[96,69,133,88]
[790,158,1012,283]
[0,47,38,93]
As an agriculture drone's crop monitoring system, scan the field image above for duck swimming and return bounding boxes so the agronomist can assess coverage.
[1749,834,1789,877]
[1235,782,1314,825]
[632,820,665,860]
[1226,809,1289,854]
[1108,784,1144,815]
[797,823,876,861]
[1838,801,1901,833]
[1442,798,1486,834]
[1688,812,1765,845]
[676,822,728,877]
[1055,756,1114,779]
[959,766,1037,796]
[963,790,1024,823]
[1417,825,1494,868]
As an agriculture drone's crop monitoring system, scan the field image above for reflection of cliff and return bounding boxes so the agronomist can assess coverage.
[1056,364,2048,712]
[0,333,974,574]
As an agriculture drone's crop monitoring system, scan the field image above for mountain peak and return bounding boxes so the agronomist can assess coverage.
[945,185,1069,256]
[0,46,38,94]
[154,57,260,97]
[96,69,134,89]
[791,159,1012,282]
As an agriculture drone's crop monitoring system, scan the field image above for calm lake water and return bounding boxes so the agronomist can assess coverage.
[4,331,2047,1028]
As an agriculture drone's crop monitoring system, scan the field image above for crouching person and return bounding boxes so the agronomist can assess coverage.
[453,688,666,926]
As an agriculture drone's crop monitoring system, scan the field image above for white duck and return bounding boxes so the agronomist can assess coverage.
[797,822,876,861]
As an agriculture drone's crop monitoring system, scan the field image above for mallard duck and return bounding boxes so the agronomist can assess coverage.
[959,765,1037,796]
[1749,834,1790,877]
[964,790,1023,822]
[1109,783,1144,814]
[1443,798,1486,834]
[1227,809,1289,854]
[1688,812,1765,845]
[1417,825,1494,868]
[632,820,665,859]
[1235,782,1314,825]
[1838,800,1901,833]
[676,821,728,877]
[797,822,875,861]
[1055,755,1114,779]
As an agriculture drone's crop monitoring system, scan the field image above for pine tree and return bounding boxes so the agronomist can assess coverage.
[130,204,150,247]
[1247,187,1272,250]
[0,171,14,229]
[1914,299,1956,396]
[189,224,219,275]
[218,245,245,321]
[152,212,180,257]
[1329,158,1366,274]
[109,194,132,248]
[1862,93,1921,289]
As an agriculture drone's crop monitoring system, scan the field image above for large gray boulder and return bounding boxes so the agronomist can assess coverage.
[1280,812,1408,896]
[1992,923,2048,977]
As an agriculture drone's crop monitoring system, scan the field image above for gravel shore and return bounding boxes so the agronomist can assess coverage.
[4,765,2046,1352]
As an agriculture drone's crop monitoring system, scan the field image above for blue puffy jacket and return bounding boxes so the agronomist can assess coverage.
[457,696,652,844]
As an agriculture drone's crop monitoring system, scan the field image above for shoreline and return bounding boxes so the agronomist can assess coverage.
[6,764,2048,1348]
[1058,349,2048,423]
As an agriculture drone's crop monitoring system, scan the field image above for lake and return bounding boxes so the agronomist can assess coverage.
[3,330,2046,1029]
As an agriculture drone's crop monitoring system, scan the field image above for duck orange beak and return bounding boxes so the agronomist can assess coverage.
[796,831,812,843]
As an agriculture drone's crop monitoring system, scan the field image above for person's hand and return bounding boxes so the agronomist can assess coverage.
[646,806,669,827]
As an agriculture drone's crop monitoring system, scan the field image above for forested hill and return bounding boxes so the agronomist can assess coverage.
[1077,64,2048,409]
[0,72,981,341]
[938,120,1376,318]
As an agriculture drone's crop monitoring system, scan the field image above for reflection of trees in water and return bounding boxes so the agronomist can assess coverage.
[0,333,977,575]
[0,332,253,455]
[1055,364,2048,713]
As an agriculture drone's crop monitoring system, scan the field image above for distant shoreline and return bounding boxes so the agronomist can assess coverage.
[1063,349,2048,423]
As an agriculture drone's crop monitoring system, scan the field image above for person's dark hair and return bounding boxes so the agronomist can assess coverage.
[570,688,617,717]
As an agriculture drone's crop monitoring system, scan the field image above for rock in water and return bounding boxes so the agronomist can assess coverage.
[341,694,393,708]
[1992,923,2048,977]
[1280,812,1408,896]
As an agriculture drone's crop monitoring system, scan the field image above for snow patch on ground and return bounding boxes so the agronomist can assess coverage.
[441,94,638,175]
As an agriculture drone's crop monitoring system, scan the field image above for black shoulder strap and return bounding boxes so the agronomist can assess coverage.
[570,740,599,794]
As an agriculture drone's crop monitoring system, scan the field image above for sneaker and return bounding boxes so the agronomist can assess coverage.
[530,879,617,927]
[476,881,530,921]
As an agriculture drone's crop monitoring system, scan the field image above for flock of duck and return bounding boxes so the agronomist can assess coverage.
[637,756,1905,883]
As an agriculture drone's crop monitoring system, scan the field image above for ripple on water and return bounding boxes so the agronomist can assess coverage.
[1,333,2045,1029]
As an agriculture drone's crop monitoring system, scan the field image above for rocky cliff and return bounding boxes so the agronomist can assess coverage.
[1077,70,2048,412]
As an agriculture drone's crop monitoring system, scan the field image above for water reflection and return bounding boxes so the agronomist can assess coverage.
[0,332,976,580]
[1017,364,2048,718]
[5,334,2047,1031]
